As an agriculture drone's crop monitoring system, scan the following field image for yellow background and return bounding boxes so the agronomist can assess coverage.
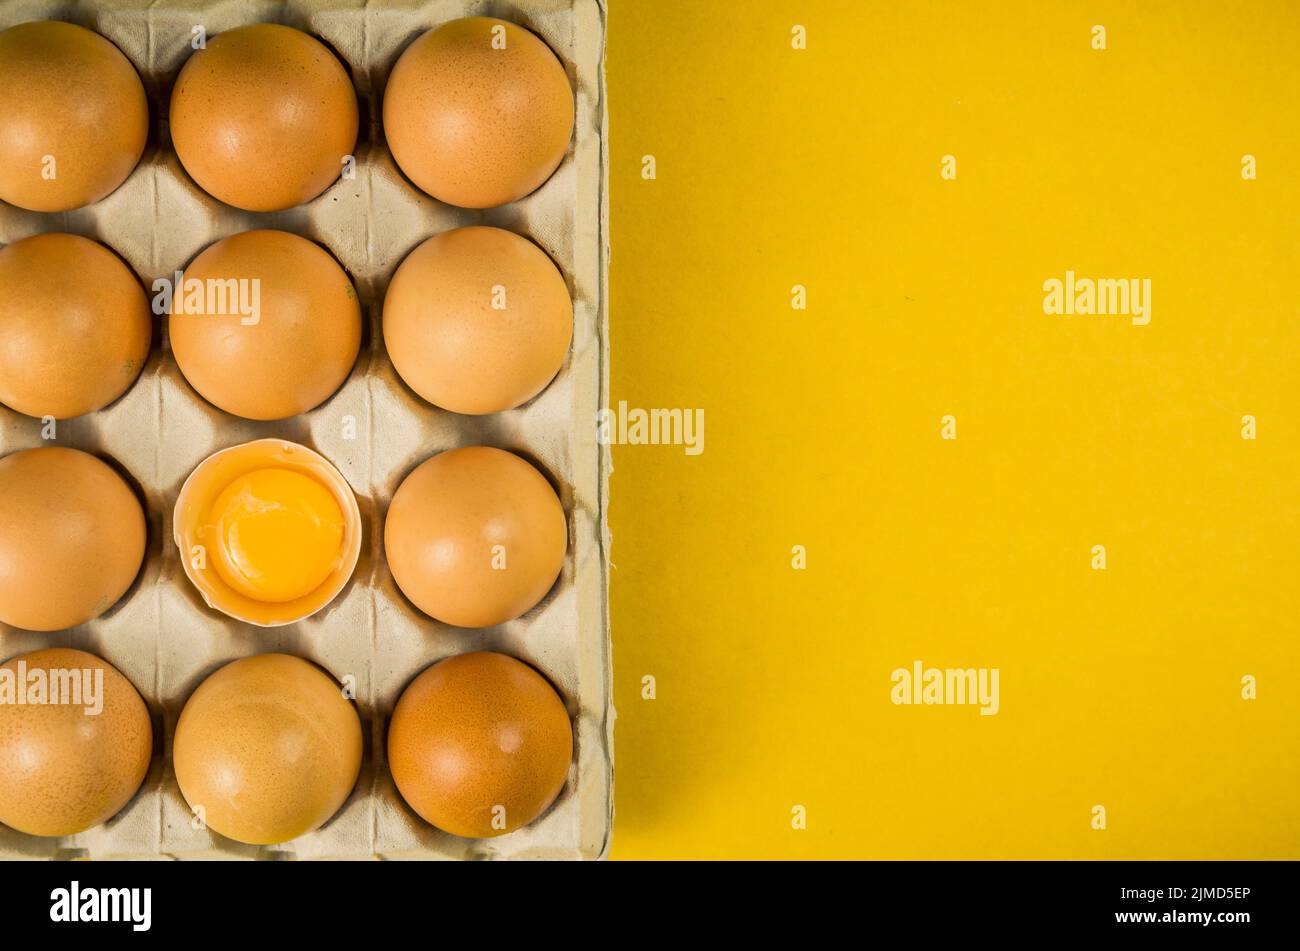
[606,0,1300,859]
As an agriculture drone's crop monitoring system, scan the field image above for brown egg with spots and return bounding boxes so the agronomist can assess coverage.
[383,226,573,414]
[173,654,362,846]
[0,234,151,420]
[0,21,148,212]
[384,447,567,628]
[169,230,361,421]
[0,448,146,632]
[0,648,152,836]
[170,23,358,211]
[383,17,574,208]
[388,652,572,838]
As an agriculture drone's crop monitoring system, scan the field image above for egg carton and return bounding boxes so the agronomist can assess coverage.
[0,0,611,860]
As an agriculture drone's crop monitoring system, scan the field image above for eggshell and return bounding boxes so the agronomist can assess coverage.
[168,230,361,421]
[0,447,146,632]
[384,446,566,628]
[172,654,362,846]
[0,233,151,419]
[170,23,358,211]
[383,226,573,414]
[0,648,152,836]
[173,440,362,626]
[383,17,574,208]
[388,652,572,839]
[0,21,148,212]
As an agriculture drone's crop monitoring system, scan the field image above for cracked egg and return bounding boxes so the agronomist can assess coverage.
[174,440,361,626]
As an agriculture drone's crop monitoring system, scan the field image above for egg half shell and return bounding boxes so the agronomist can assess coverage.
[173,440,362,626]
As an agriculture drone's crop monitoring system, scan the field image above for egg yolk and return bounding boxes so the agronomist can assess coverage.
[209,468,345,603]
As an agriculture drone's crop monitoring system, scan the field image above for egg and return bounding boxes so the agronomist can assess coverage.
[0,648,152,836]
[383,17,574,208]
[0,448,146,632]
[388,652,572,838]
[385,446,566,628]
[168,230,361,421]
[383,226,573,414]
[0,21,148,212]
[174,440,361,626]
[0,234,151,419]
[173,653,362,846]
[170,23,358,211]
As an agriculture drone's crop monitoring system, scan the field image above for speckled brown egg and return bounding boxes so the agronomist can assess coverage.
[0,21,148,212]
[0,648,152,836]
[384,446,566,628]
[383,226,572,414]
[388,652,572,839]
[0,447,146,632]
[173,653,362,846]
[168,230,361,421]
[383,17,574,208]
[170,23,358,211]
[0,233,151,419]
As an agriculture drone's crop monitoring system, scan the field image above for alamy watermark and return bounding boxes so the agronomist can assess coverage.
[152,271,261,325]
[1043,270,1151,326]
[50,881,150,931]
[890,660,1000,716]
[0,662,104,715]
[597,401,704,456]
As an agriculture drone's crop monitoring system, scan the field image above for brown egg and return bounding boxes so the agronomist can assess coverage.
[173,654,362,846]
[383,17,574,208]
[0,648,152,836]
[174,440,362,626]
[169,230,361,420]
[383,227,572,414]
[170,23,358,211]
[388,652,572,838]
[0,21,148,212]
[0,448,146,632]
[385,447,566,628]
[0,234,151,419]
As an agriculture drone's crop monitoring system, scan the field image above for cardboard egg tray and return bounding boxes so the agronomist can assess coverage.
[0,0,611,860]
